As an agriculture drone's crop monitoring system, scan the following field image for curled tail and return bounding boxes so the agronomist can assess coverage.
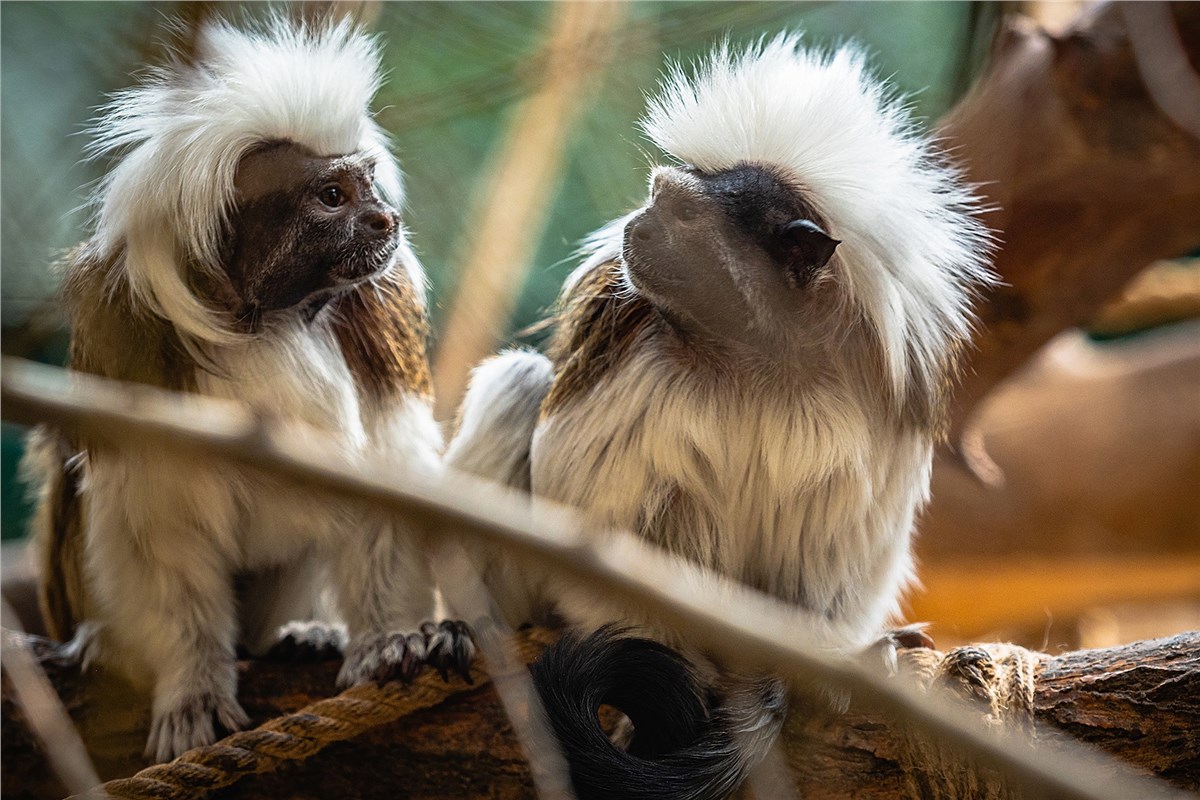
[532,626,781,800]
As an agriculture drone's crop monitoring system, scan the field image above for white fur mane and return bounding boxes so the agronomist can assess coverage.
[87,16,409,344]
[582,34,993,407]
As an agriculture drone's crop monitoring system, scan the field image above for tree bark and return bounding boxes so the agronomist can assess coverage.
[2,630,1197,799]
[776,632,1198,799]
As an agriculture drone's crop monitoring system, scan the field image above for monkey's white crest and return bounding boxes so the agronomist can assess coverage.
[632,33,994,406]
[87,17,406,344]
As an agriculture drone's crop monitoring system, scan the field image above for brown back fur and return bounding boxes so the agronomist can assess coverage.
[543,261,658,416]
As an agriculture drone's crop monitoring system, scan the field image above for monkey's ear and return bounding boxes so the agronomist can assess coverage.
[781,219,840,275]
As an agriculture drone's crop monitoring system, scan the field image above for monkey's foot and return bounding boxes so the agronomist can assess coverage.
[145,691,249,762]
[264,620,347,662]
[337,630,427,688]
[58,620,105,670]
[868,623,936,676]
[422,619,476,684]
[335,621,477,689]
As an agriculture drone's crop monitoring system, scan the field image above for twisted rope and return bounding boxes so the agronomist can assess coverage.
[894,642,1050,800]
[72,627,559,800]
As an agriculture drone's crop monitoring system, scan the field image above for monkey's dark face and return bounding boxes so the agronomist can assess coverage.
[621,164,838,350]
[222,141,401,322]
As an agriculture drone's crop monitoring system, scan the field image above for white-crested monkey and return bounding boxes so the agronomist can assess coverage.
[25,18,471,762]
[447,35,992,799]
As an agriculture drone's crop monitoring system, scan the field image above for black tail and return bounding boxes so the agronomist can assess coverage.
[530,626,749,800]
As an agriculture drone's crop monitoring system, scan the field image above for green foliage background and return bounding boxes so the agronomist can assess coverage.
[0,1,991,539]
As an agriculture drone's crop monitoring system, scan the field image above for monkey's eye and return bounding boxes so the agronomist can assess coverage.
[317,185,347,209]
[675,201,701,222]
[780,219,841,277]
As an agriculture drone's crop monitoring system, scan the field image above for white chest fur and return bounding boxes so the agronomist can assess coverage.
[199,322,367,449]
[193,322,375,567]
[532,347,931,647]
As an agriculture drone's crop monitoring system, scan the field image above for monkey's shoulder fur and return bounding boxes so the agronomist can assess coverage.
[543,259,658,417]
[331,273,432,402]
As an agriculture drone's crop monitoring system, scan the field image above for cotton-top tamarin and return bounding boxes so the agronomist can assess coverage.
[24,18,470,762]
[446,34,992,799]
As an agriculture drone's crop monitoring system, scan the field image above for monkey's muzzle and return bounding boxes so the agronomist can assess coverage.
[621,211,675,290]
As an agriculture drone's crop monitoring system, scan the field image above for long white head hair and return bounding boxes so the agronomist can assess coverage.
[583,34,993,408]
[87,16,406,344]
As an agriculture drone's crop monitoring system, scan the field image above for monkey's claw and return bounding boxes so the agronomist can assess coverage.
[337,631,427,688]
[264,620,347,662]
[422,620,476,684]
[336,622,476,688]
[144,691,249,763]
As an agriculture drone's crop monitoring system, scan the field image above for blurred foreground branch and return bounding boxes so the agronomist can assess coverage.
[3,628,1196,798]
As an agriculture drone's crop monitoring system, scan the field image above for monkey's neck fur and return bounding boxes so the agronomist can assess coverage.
[536,261,934,650]
[65,240,431,408]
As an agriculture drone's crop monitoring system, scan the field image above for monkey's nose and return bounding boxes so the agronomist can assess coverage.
[363,210,396,235]
[631,215,656,243]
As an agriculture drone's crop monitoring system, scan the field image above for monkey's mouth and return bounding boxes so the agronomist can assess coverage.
[331,238,399,286]
[302,243,395,323]
[239,243,397,330]
[620,212,765,348]
[620,217,689,300]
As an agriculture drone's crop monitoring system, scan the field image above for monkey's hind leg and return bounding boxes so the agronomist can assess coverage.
[87,458,249,762]
[21,427,89,642]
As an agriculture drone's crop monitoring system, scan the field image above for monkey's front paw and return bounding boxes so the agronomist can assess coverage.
[144,692,249,762]
[421,620,476,684]
[337,631,427,688]
[264,620,347,662]
[868,623,936,677]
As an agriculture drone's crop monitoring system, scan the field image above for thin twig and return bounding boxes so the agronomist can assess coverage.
[0,600,100,795]
[431,0,626,421]
[432,541,575,799]
[0,358,1186,800]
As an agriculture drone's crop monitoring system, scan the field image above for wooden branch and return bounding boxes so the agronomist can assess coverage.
[3,630,1196,799]
[777,631,1199,799]
[939,1,1200,442]
[0,358,1177,800]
